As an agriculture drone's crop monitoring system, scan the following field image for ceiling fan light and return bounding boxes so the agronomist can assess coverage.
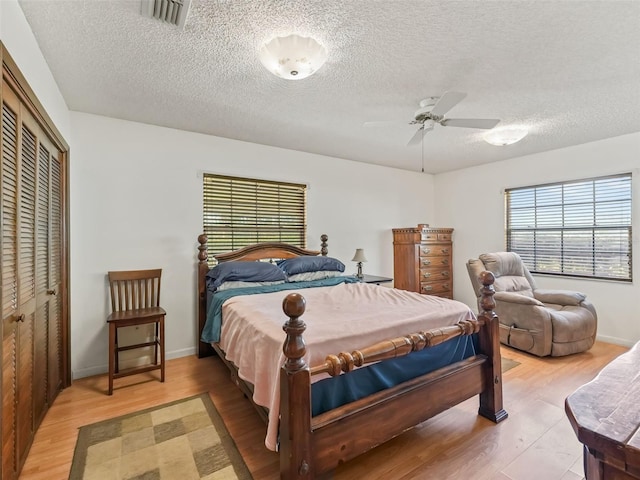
[259,34,327,80]
[483,127,528,146]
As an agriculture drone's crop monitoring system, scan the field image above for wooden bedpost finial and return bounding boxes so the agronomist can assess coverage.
[197,234,208,264]
[283,293,306,318]
[282,293,307,372]
[478,270,496,316]
[320,234,328,256]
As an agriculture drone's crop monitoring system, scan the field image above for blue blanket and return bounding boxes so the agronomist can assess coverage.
[202,276,360,343]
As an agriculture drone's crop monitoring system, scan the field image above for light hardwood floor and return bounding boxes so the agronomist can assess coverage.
[20,341,628,479]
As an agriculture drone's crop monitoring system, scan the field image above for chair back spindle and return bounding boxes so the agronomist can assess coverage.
[108,269,162,313]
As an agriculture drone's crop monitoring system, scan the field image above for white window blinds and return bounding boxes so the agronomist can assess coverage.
[506,173,632,281]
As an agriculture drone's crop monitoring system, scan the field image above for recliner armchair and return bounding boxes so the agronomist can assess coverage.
[467,252,597,357]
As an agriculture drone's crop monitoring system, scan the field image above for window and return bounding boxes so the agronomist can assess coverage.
[506,173,632,281]
[203,173,307,260]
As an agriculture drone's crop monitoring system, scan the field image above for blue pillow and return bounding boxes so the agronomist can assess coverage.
[277,256,345,276]
[206,261,286,290]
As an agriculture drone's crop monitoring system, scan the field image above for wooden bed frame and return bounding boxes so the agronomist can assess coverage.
[196,233,507,479]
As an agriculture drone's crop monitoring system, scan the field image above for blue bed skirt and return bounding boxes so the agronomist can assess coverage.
[311,334,478,416]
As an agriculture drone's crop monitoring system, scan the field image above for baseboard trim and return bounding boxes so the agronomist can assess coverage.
[596,334,636,348]
[71,346,197,380]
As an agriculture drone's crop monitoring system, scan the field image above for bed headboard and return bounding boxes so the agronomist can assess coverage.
[196,233,328,357]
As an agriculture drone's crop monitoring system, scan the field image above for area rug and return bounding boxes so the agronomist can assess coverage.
[69,393,252,480]
[502,356,521,373]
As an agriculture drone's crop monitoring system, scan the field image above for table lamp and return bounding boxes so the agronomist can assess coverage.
[351,248,368,279]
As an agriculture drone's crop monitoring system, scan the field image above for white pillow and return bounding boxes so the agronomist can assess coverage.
[216,280,285,291]
[287,271,344,282]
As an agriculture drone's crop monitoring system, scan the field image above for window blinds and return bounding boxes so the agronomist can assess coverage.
[203,174,307,259]
[506,173,632,281]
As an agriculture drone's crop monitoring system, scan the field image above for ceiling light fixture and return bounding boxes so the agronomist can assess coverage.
[483,127,529,146]
[259,34,327,80]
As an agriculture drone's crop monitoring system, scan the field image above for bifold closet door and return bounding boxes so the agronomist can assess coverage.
[1,77,26,479]
[1,77,63,479]
[34,127,62,425]
[36,124,63,410]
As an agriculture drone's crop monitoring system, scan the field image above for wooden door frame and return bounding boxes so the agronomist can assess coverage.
[1,42,71,389]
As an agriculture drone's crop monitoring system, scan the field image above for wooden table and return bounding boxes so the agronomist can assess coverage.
[565,342,640,479]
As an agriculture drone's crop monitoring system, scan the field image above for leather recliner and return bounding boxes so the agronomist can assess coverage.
[467,252,597,357]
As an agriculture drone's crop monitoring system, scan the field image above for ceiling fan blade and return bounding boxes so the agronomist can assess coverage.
[407,127,424,146]
[406,124,433,146]
[430,91,467,116]
[441,118,500,129]
[363,120,408,128]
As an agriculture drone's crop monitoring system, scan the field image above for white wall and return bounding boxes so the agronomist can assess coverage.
[434,132,640,347]
[70,112,435,378]
[5,0,639,375]
[0,0,71,140]
[1,0,436,378]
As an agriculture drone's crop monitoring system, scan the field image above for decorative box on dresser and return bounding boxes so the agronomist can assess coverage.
[392,225,453,299]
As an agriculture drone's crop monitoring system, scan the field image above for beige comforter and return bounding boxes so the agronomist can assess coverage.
[218,281,476,450]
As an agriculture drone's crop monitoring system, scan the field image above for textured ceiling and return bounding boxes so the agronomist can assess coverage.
[17,0,640,173]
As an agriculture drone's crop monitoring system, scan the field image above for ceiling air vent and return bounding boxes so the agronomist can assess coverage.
[141,0,191,28]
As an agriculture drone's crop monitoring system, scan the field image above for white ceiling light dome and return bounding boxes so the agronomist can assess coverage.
[259,34,327,80]
[483,126,529,146]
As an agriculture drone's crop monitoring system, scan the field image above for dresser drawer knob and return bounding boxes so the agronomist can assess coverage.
[423,273,431,278]
[422,248,431,254]
[423,285,433,292]
[441,248,449,254]
[441,259,449,265]
[421,260,431,266]
[442,271,450,277]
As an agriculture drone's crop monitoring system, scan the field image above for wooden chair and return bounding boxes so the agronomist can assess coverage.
[107,269,166,395]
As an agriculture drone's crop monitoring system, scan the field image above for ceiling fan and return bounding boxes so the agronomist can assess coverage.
[364,92,500,146]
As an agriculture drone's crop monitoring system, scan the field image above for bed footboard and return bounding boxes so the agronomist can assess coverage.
[279,271,507,479]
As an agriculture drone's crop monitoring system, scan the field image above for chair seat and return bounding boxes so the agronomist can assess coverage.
[107,306,166,323]
[548,305,597,343]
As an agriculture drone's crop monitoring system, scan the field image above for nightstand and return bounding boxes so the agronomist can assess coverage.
[359,274,393,285]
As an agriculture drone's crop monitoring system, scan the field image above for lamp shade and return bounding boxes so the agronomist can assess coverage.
[483,127,528,146]
[259,34,327,80]
[351,249,368,263]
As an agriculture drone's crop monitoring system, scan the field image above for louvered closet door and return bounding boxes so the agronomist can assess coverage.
[48,149,63,403]
[35,128,62,407]
[2,78,38,478]
[16,97,38,474]
[2,79,21,480]
[1,77,62,479]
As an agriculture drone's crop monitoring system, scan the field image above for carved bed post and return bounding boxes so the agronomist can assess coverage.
[477,271,508,423]
[197,234,215,358]
[280,293,313,479]
[320,234,328,256]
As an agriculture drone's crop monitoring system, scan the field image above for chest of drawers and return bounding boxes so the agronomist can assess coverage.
[392,225,453,299]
